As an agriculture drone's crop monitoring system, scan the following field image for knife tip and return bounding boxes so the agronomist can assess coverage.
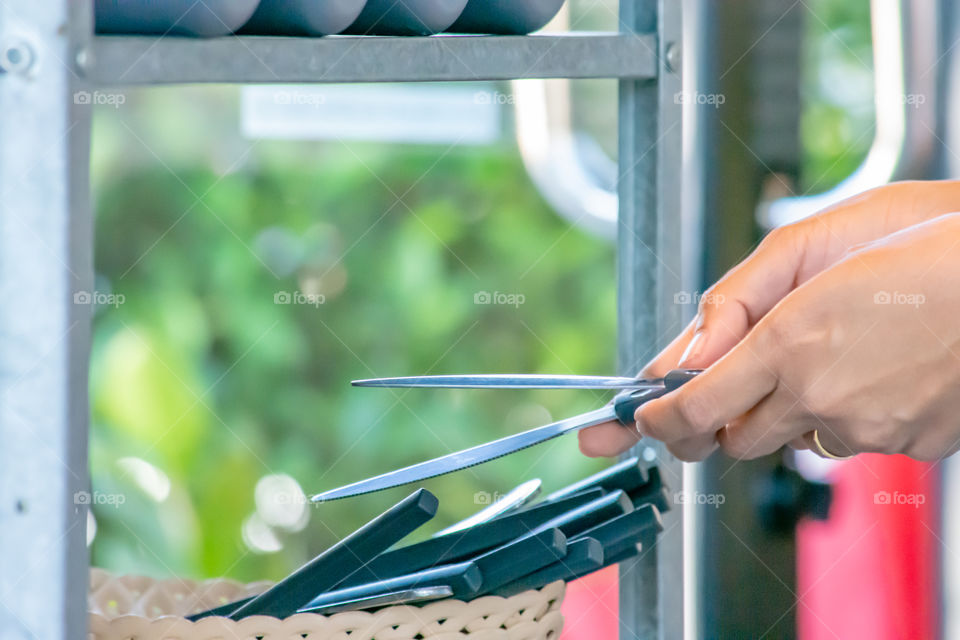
[309,490,342,503]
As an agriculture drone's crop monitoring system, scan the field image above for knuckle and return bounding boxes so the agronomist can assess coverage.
[757,312,794,356]
[756,220,806,254]
[697,284,725,314]
[841,422,899,454]
[668,444,702,463]
[674,390,718,435]
[903,441,940,462]
[758,307,824,368]
[667,435,717,462]
[798,386,840,422]
[718,428,752,459]
[758,225,787,250]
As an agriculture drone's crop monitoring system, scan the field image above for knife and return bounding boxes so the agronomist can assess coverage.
[542,456,649,502]
[570,503,664,549]
[352,374,662,389]
[228,489,437,619]
[298,561,483,614]
[626,466,671,513]
[490,537,604,598]
[467,527,568,593]
[338,489,628,588]
[312,369,700,502]
[433,478,542,537]
[297,585,453,615]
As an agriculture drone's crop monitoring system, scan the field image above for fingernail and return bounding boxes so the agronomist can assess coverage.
[679,330,707,367]
[633,407,645,433]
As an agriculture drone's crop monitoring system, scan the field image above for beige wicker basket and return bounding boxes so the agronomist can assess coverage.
[88,568,566,640]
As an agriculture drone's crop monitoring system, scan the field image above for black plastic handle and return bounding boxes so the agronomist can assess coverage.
[612,369,702,424]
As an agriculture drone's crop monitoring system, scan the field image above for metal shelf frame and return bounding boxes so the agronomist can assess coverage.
[86,32,657,85]
[0,1,696,638]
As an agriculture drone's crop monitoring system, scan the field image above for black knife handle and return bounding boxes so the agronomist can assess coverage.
[229,488,438,619]
[612,369,702,424]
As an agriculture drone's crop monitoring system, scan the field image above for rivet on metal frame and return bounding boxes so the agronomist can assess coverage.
[664,41,681,74]
[0,38,36,75]
[75,47,92,76]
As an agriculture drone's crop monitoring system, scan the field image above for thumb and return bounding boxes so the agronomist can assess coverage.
[678,228,808,368]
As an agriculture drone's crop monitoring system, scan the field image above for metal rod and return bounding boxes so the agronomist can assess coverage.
[0,1,94,638]
[84,33,657,85]
[617,0,689,638]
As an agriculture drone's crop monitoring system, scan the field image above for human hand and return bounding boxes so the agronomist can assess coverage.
[579,180,960,461]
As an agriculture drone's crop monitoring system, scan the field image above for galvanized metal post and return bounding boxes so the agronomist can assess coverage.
[0,1,93,638]
[618,0,692,638]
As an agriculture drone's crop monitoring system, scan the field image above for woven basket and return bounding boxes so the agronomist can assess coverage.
[88,568,566,640]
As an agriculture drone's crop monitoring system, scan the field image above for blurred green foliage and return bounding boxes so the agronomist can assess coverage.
[87,0,873,584]
[801,0,873,192]
[88,91,615,582]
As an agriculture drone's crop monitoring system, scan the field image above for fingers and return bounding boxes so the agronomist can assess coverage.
[665,434,719,461]
[638,317,699,377]
[809,427,856,459]
[577,422,641,458]
[716,387,810,459]
[677,228,808,370]
[636,324,780,444]
[788,432,814,451]
[579,319,699,458]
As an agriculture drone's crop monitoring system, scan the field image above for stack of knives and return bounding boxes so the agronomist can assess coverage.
[188,457,668,620]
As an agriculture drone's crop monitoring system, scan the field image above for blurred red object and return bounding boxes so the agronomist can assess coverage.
[798,454,939,639]
[559,565,619,640]
[560,453,940,639]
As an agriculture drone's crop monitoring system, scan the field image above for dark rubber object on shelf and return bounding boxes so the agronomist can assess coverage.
[345,0,468,36]
[241,0,368,36]
[95,0,262,37]
[449,0,565,35]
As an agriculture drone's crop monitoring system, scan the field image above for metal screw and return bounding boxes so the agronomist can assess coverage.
[75,47,91,76]
[664,42,681,74]
[0,38,35,75]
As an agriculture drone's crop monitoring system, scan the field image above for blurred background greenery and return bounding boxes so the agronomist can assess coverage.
[86,0,874,583]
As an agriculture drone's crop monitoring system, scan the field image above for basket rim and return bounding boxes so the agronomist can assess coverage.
[88,567,567,631]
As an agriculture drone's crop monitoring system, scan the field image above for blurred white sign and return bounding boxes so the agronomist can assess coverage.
[241,84,503,145]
